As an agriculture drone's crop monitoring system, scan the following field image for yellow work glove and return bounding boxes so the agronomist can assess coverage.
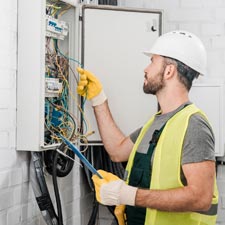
[92,170,137,206]
[76,67,107,106]
[114,205,126,225]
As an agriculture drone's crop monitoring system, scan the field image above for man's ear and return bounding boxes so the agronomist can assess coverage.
[164,64,176,79]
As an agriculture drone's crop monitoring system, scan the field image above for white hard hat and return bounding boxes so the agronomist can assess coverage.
[144,30,207,75]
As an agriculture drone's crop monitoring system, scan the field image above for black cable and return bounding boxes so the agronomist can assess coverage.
[111,161,124,179]
[82,145,125,225]
[107,206,119,225]
[102,147,114,172]
[98,0,117,5]
[82,146,95,191]
[87,199,99,225]
[31,152,59,225]
[52,144,65,225]
[44,148,75,177]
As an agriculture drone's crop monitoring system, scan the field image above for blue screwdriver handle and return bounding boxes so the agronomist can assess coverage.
[59,135,103,179]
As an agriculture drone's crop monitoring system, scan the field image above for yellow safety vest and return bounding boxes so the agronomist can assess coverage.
[125,104,218,225]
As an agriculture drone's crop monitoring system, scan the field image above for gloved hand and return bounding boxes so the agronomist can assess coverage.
[92,170,137,206]
[114,205,126,225]
[76,67,107,106]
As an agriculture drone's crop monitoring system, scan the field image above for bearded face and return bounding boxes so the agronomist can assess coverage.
[143,56,167,95]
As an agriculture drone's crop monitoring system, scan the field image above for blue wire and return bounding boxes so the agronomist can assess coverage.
[55,46,89,135]
[57,47,83,68]
[82,116,88,134]
[59,134,103,179]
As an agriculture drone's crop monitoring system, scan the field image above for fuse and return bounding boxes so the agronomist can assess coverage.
[46,16,68,40]
[45,78,63,97]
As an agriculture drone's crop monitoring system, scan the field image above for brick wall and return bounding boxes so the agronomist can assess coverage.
[0,1,91,225]
[0,1,23,224]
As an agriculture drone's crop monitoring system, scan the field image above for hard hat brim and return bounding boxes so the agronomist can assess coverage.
[143,51,153,58]
[142,51,204,76]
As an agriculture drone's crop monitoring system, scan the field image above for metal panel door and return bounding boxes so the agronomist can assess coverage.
[82,5,162,142]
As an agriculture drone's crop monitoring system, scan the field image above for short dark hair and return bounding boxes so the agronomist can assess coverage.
[164,57,200,91]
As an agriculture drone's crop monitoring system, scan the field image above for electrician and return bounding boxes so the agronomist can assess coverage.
[76,30,218,225]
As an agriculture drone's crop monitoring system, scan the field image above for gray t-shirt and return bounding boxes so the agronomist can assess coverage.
[130,103,215,166]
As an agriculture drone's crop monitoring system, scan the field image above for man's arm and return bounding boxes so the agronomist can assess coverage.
[76,67,134,162]
[94,101,134,162]
[135,160,215,212]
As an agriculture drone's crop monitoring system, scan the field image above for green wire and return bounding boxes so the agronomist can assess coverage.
[56,46,83,68]
[53,44,88,135]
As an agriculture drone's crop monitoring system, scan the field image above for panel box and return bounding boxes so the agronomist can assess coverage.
[17,3,163,150]
[17,0,80,151]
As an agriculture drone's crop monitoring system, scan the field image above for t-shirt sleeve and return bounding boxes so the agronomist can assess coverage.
[181,113,215,165]
[129,127,142,144]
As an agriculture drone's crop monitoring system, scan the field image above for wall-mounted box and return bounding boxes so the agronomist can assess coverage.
[190,79,225,157]
[17,3,162,150]
[17,0,79,151]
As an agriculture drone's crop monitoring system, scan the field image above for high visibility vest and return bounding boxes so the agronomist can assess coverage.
[125,104,218,225]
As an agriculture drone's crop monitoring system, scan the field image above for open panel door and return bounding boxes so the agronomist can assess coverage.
[81,5,162,142]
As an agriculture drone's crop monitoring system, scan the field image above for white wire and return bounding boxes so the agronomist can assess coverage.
[56,148,83,167]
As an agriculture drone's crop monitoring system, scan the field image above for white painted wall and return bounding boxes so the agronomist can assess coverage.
[1,0,225,224]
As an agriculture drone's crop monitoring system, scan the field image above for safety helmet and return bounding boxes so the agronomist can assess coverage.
[144,30,207,75]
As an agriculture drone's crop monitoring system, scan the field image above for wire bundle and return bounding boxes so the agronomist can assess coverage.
[45,1,91,149]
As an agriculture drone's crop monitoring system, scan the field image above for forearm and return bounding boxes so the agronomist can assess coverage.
[135,186,212,212]
[94,101,133,162]
[76,68,133,161]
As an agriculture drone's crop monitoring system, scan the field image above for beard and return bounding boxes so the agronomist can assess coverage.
[143,71,165,95]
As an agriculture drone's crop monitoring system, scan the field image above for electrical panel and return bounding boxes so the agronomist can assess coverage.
[17,0,82,151]
[17,1,162,151]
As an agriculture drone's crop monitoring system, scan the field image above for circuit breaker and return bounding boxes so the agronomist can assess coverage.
[17,1,162,151]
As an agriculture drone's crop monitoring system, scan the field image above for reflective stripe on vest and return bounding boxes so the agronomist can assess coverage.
[125,104,218,225]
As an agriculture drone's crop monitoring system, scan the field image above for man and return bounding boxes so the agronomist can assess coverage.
[77,30,218,225]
